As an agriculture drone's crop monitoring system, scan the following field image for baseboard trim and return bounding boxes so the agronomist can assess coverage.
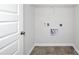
[23,43,79,55]
[25,45,35,55]
[34,43,74,46]
[73,45,79,55]
[34,43,79,55]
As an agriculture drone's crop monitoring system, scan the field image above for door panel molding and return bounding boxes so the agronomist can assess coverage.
[0,22,18,37]
[0,4,18,13]
[0,40,18,55]
[0,14,18,21]
[0,4,23,55]
[0,33,19,49]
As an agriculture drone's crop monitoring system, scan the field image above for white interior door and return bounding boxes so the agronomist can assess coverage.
[0,4,23,55]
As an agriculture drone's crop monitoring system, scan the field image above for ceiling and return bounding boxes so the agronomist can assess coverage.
[30,4,77,7]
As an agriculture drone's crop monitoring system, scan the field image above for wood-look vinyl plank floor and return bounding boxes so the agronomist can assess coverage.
[30,46,78,55]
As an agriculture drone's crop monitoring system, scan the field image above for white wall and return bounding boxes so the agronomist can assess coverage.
[23,4,79,54]
[75,5,79,51]
[34,6,75,44]
[23,5,35,54]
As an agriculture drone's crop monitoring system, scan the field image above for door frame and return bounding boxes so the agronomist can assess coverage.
[13,4,24,55]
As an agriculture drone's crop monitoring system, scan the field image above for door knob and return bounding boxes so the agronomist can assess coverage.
[20,31,25,35]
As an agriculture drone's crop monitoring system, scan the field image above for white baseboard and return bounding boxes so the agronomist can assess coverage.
[34,43,74,46]
[24,45,35,55]
[73,45,79,55]
[23,43,79,55]
[34,43,79,55]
